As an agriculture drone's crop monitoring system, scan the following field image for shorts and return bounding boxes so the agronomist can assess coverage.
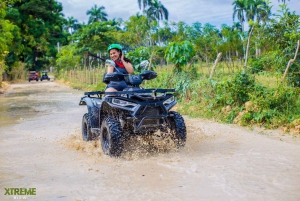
[106,81,128,91]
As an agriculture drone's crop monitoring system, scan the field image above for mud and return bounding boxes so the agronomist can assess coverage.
[0,81,300,201]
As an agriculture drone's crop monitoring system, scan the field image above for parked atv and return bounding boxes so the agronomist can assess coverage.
[28,71,39,82]
[79,60,187,157]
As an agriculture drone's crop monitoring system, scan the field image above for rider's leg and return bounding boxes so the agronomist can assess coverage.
[105,87,117,96]
[105,87,117,92]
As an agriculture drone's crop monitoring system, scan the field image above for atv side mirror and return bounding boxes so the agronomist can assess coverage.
[105,59,116,68]
[140,60,149,69]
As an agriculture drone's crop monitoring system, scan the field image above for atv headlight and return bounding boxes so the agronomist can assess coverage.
[163,96,175,105]
[112,98,138,109]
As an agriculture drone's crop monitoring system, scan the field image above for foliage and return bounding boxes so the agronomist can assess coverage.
[172,68,198,100]
[145,0,169,21]
[63,17,81,35]
[86,5,108,24]
[258,5,300,86]
[165,41,195,71]
[56,44,81,70]
[5,0,67,71]
[72,21,117,54]
[126,46,153,72]
[248,57,266,73]
[123,14,150,47]
[203,72,256,118]
[245,85,300,126]
[0,0,21,85]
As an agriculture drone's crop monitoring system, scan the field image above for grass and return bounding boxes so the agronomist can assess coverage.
[254,71,281,88]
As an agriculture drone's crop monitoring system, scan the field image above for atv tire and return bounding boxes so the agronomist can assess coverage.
[168,111,187,148]
[82,113,93,141]
[100,117,124,157]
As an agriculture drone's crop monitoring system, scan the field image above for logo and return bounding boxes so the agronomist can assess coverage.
[4,188,36,200]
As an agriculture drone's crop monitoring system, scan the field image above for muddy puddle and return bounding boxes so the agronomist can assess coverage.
[0,81,80,127]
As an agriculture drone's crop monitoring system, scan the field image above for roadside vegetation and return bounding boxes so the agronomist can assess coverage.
[1,0,299,133]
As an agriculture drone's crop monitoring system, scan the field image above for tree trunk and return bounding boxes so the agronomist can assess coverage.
[281,40,300,83]
[83,52,88,71]
[244,26,254,72]
[148,55,153,71]
[210,53,222,79]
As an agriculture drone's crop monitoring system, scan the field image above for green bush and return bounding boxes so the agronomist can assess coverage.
[211,72,255,107]
[248,57,265,73]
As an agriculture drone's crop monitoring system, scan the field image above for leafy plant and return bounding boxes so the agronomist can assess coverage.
[165,41,195,71]
[126,46,153,72]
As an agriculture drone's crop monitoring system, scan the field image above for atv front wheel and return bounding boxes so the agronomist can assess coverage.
[100,117,124,157]
[168,111,187,148]
[82,113,93,141]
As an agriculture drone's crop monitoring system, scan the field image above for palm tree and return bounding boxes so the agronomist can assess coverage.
[232,22,243,32]
[64,17,81,35]
[232,0,246,32]
[146,0,169,21]
[246,0,271,24]
[256,1,272,23]
[86,5,108,24]
[278,0,289,4]
[111,18,123,31]
[137,0,152,12]
[243,0,271,61]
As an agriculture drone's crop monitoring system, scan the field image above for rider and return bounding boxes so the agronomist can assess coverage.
[105,44,134,92]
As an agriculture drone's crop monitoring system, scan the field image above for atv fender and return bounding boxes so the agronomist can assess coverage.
[79,96,101,129]
[79,96,93,112]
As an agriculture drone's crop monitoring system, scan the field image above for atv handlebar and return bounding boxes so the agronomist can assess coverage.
[103,70,157,86]
[84,88,175,98]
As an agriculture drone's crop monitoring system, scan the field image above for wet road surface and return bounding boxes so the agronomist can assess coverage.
[0,81,300,201]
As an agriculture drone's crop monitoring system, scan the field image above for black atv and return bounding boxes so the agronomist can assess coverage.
[79,60,187,157]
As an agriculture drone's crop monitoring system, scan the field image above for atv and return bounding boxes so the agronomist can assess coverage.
[28,71,39,82]
[40,72,50,81]
[79,60,187,157]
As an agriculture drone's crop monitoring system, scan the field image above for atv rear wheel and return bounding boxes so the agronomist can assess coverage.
[82,113,93,141]
[100,117,123,157]
[168,111,187,148]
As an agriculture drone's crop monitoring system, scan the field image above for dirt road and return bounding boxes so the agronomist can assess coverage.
[0,81,300,201]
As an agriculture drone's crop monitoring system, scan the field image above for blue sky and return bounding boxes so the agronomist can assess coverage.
[58,0,300,29]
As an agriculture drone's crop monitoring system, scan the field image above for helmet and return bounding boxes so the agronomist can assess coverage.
[107,44,122,52]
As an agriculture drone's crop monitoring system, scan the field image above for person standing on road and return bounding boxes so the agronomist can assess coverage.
[105,44,134,92]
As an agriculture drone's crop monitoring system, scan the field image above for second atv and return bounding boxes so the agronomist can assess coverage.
[79,60,187,157]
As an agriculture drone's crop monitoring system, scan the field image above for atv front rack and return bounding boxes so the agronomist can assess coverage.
[84,89,175,99]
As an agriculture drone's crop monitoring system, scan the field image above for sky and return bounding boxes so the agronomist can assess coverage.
[58,0,300,29]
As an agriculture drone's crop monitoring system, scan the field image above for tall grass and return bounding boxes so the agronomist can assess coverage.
[56,66,106,91]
